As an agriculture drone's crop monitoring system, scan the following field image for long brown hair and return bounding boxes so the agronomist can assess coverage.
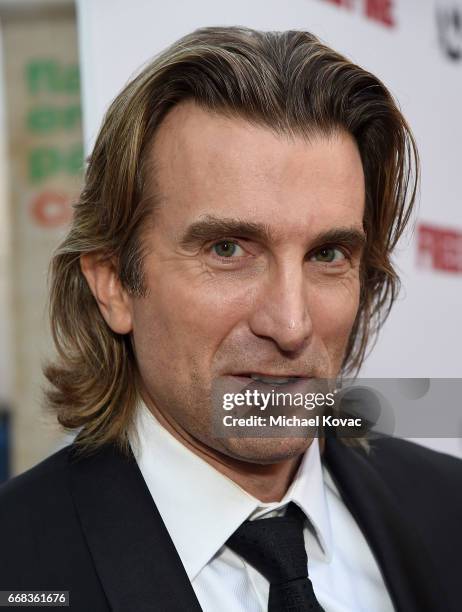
[44,27,419,452]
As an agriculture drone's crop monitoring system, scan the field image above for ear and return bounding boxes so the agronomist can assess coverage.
[80,253,133,334]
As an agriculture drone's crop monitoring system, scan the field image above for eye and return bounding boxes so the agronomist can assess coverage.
[212,240,245,258]
[310,246,346,263]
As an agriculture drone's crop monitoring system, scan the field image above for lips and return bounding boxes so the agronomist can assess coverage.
[225,373,316,397]
[249,374,302,385]
[231,373,309,384]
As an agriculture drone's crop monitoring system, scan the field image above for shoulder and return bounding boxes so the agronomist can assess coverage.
[366,436,462,482]
[0,444,76,540]
[0,446,77,587]
[0,445,72,516]
[0,446,111,603]
[360,436,462,512]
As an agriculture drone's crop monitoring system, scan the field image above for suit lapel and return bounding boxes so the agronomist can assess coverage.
[323,437,448,612]
[68,443,202,612]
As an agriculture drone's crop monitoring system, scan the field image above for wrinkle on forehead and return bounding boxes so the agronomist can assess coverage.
[147,101,365,234]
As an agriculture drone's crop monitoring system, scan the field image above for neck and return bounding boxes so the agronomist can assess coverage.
[202,449,303,503]
[142,395,307,503]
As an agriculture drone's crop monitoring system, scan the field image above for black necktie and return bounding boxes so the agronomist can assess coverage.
[226,502,325,612]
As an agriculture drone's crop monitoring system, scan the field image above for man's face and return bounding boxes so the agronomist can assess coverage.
[129,102,365,463]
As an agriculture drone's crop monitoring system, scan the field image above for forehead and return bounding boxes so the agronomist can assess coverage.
[149,101,365,233]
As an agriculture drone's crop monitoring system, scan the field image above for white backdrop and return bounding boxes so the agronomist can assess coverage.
[76,0,462,456]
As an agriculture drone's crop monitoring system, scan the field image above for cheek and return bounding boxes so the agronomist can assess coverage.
[309,279,360,345]
[131,273,253,365]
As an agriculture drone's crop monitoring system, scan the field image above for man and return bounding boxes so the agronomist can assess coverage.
[0,26,461,612]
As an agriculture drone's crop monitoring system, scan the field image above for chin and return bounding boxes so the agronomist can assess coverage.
[216,436,313,465]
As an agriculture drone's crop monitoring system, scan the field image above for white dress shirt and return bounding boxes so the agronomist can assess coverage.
[129,402,395,612]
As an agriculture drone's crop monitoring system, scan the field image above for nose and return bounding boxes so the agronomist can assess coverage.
[248,262,313,354]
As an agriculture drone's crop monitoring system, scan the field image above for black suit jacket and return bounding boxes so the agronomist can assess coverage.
[0,436,461,612]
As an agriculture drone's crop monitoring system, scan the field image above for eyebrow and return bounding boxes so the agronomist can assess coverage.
[179,214,366,252]
[180,216,272,249]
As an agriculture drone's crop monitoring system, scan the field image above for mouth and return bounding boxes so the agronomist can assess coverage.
[229,373,310,386]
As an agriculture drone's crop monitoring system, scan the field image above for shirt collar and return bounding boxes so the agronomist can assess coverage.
[129,401,333,581]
